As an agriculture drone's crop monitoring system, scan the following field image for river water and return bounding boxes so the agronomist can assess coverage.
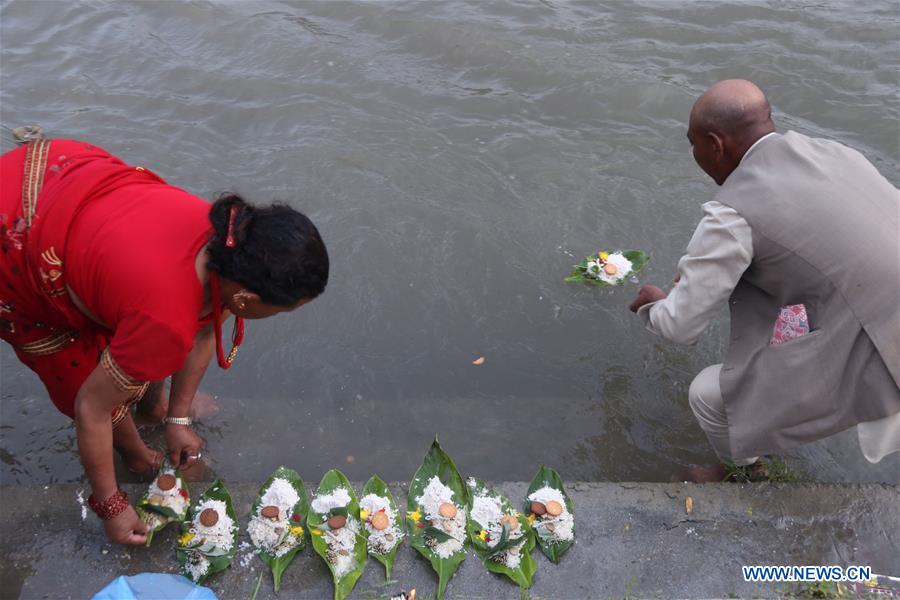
[1,0,897,486]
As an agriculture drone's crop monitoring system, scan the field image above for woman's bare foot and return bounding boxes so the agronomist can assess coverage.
[134,390,220,428]
[123,448,163,480]
[190,391,219,420]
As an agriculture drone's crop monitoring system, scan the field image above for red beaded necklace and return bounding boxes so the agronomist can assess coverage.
[209,271,245,369]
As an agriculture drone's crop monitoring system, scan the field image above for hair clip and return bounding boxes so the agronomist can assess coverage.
[225,205,238,248]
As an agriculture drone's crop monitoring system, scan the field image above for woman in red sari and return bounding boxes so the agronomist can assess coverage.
[0,138,329,545]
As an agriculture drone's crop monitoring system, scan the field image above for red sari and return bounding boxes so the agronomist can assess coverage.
[0,139,213,423]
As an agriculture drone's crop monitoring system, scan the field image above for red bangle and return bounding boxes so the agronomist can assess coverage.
[88,488,130,520]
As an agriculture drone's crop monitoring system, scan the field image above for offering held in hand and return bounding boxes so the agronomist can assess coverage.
[156,473,177,491]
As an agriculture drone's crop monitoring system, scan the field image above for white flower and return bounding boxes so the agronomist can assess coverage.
[585,260,602,277]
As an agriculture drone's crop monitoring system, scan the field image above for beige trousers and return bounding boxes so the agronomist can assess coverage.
[689,364,900,465]
[688,364,759,466]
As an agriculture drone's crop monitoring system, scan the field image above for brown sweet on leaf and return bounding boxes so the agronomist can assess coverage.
[371,512,390,531]
[530,501,546,516]
[603,263,618,275]
[261,505,279,520]
[499,514,519,531]
[156,473,176,491]
[199,508,219,527]
[545,500,563,516]
[327,514,347,530]
[438,502,457,519]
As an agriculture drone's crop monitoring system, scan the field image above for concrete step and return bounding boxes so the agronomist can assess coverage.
[1,481,897,599]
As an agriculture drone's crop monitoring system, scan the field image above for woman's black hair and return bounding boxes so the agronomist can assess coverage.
[207,193,329,306]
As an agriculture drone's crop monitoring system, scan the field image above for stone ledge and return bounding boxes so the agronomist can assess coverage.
[1,482,898,599]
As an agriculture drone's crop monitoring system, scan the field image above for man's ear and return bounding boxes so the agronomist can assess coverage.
[708,131,725,159]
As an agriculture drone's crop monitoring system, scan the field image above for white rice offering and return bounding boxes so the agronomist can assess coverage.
[586,252,633,284]
[311,487,351,514]
[182,499,237,580]
[185,552,210,582]
[143,470,189,528]
[248,478,303,557]
[323,517,361,578]
[415,476,466,559]
[528,486,574,542]
[470,493,526,569]
[360,493,404,555]
[312,487,360,578]
[190,499,237,550]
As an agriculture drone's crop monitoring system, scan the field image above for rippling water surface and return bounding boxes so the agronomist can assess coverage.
[1,0,898,486]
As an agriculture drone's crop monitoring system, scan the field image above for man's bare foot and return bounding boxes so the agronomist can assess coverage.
[124,448,163,480]
[670,463,729,483]
[134,391,220,428]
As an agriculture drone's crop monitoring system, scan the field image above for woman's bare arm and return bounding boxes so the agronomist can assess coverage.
[74,365,148,544]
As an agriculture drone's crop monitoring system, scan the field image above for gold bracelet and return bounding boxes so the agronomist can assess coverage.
[164,416,192,426]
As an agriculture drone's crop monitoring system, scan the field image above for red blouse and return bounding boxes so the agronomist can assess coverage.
[60,149,212,382]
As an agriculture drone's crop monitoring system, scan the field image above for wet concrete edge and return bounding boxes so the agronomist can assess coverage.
[1,481,898,599]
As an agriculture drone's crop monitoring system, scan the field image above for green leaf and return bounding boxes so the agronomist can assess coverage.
[176,480,239,584]
[136,457,189,546]
[466,477,537,590]
[407,438,468,600]
[142,503,180,520]
[250,466,310,592]
[564,249,650,287]
[308,469,367,600]
[360,475,405,580]
[524,465,575,564]
[484,522,528,559]
[423,526,455,543]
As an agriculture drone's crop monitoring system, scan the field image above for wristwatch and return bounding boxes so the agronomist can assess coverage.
[164,416,192,426]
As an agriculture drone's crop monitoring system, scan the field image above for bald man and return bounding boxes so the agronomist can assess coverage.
[629,80,900,481]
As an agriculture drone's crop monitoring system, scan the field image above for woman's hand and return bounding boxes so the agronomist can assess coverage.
[165,423,204,468]
[104,504,149,545]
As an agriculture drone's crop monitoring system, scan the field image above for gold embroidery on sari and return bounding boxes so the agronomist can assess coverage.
[100,347,149,399]
[21,139,50,228]
[16,329,79,356]
[38,246,66,297]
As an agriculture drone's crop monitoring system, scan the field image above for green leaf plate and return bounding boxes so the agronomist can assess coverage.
[524,466,575,563]
[360,474,405,580]
[250,466,310,592]
[407,438,468,600]
[308,469,367,600]
[565,249,650,287]
[136,456,189,546]
[466,477,536,589]
[176,480,239,584]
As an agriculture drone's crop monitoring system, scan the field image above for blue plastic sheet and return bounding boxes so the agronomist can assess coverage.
[92,573,218,600]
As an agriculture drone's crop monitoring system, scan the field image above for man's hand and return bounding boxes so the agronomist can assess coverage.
[165,423,204,468]
[629,285,667,313]
[104,504,149,545]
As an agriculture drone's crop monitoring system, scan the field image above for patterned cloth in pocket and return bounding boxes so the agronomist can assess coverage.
[770,303,809,345]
